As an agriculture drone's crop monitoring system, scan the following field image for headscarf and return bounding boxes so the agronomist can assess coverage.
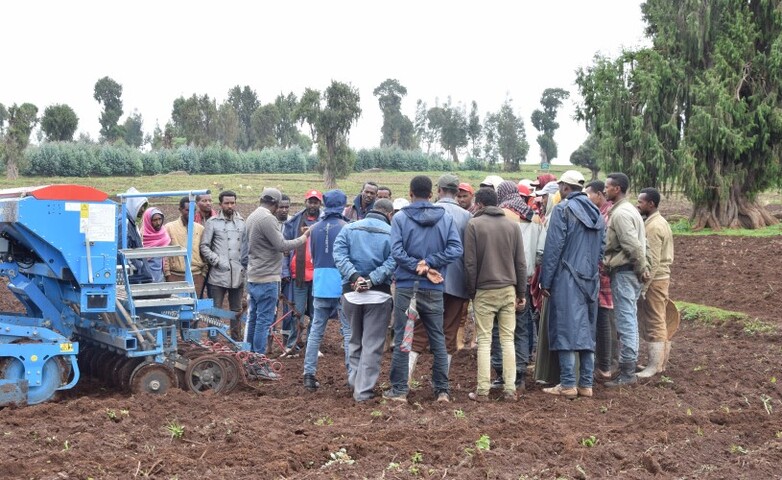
[534,173,557,189]
[142,207,171,247]
[124,187,148,220]
[496,180,534,221]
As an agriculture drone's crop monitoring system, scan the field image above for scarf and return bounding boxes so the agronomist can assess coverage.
[496,181,534,221]
[142,207,171,247]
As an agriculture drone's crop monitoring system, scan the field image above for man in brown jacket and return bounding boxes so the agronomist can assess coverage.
[636,187,677,378]
[464,187,527,402]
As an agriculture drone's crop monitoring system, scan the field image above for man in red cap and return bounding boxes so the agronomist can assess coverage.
[281,189,324,355]
[457,183,478,214]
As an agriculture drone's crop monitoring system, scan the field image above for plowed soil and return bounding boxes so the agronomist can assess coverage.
[1,206,781,479]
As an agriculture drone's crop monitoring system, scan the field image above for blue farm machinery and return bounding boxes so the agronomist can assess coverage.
[0,185,277,407]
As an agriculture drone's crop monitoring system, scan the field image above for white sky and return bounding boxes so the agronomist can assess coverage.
[2,1,648,165]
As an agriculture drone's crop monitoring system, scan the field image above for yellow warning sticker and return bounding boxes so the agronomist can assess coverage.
[80,204,89,218]
[59,343,74,353]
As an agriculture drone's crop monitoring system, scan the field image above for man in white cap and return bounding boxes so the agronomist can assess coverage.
[479,175,505,190]
[243,188,310,376]
[540,170,605,399]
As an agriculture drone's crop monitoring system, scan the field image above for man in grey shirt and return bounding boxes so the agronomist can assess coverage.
[242,188,310,375]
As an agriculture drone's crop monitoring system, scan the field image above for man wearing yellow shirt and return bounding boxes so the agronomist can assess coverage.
[164,196,207,296]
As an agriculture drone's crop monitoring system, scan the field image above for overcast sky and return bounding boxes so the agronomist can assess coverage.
[3,1,649,165]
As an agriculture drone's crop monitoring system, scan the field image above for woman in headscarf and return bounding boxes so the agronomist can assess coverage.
[496,181,534,222]
[141,207,171,282]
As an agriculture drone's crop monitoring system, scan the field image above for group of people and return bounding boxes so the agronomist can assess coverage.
[129,169,678,403]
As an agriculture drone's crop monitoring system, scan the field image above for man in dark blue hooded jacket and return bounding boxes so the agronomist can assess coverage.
[539,170,606,399]
[384,175,463,403]
[302,190,350,390]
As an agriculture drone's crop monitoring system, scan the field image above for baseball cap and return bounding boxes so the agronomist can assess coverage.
[437,174,459,190]
[393,198,410,211]
[479,175,505,188]
[260,187,282,204]
[517,184,532,196]
[558,170,586,187]
[305,189,323,202]
[458,182,474,194]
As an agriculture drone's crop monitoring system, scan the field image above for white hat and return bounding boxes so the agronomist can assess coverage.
[558,170,586,187]
[392,198,410,211]
[518,179,533,189]
[479,175,505,188]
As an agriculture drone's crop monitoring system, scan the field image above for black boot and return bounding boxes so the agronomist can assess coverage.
[515,370,526,393]
[491,367,504,390]
[604,362,637,388]
[303,374,320,391]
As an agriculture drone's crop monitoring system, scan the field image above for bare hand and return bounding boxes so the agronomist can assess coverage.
[640,270,651,283]
[415,260,429,276]
[301,226,311,238]
[426,269,444,284]
[516,296,527,311]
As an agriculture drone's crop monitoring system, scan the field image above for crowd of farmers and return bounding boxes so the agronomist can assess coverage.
[129,170,677,403]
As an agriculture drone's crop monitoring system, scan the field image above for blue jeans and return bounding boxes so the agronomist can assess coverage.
[303,297,351,376]
[491,286,532,378]
[389,287,449,395]
[558,350,594,388]
[611,271,641,363]
[248,281,279,354]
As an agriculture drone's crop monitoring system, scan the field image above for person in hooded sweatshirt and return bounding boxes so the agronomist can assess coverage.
[539,170,606,399]
[302,190,350,390]
[384,175,463,403]
[120,187,152,284]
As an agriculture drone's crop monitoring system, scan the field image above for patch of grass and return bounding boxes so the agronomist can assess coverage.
[322,448,355,468]
[370,410,383,418]
[670,219,782,237]
[579,435,598,448]
[676,302,748,327]
[453,409,466,419]
[475,434,491,451]
[730,444,748,455]
[743,318,776,335]
[314,416,333,426]
[678,302,775,335]
[165,420,184,440]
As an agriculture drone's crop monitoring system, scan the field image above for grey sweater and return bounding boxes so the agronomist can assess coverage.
[243,206,307,283]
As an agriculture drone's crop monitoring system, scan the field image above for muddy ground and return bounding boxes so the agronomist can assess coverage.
[1,200,781,479]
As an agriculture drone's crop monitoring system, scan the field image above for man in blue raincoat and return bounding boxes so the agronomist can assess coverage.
[539,170,605,399]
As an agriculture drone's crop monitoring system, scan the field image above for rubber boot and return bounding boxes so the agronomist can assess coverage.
[637,342,665,379]
[408,351,419,388]
[604,361,637,388]
[660,341,672,372]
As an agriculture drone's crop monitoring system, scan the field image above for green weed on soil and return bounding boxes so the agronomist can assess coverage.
[670,219,782,237]
[676,302,775,335]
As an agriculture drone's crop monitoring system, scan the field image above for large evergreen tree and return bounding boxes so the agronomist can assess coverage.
[315,81,361,188]
[576,0,782,229]
[93,76,123,143]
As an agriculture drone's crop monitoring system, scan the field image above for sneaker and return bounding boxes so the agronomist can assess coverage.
[303,373,320,391]
[468,392,488,403]
[436,392,451,403]
[542,384,577,399]
[503,390,519,402]
[490,377,505,390]
[279,347,300,359]
[577,387,593,397]
[382,389,408,402]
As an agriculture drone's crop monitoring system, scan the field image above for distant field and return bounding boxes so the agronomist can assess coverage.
[0,165,582,205]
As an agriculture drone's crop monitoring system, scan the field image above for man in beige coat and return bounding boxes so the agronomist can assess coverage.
[636,187,678,378]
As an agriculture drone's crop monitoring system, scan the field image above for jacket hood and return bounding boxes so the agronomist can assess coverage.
[124,187,148,219]
[323,189,347,215]
[566,192,603,230]
[402,201,445,226]
[474,205,506,217]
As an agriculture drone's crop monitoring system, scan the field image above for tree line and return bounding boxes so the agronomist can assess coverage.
[0,78,570,186]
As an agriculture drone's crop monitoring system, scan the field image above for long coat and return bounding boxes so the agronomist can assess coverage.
[540,192,605,351]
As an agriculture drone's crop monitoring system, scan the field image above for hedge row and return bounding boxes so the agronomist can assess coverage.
[21,143,461,177]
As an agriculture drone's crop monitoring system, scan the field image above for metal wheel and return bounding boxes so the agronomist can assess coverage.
[129,362,176,395]
[0,357,63,405]
[184,355,227,394]
[216,355,241,394]
[117,357,143,393]
[104,355,126,387]
[90,350,112,379]
[77,345,95,377]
